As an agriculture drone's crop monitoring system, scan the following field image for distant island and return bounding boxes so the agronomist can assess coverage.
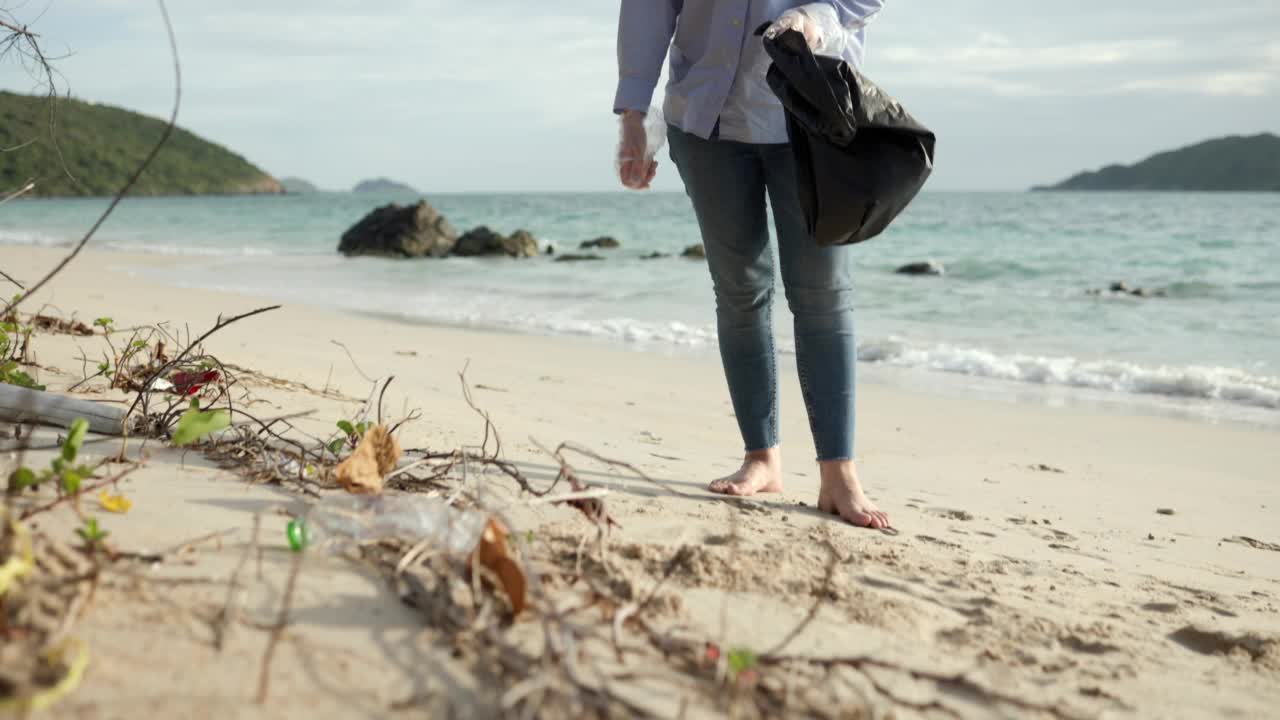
[353,178,418,194]
[280,177,319,193]
[1034,133,1280,192]
[0,91,282,197]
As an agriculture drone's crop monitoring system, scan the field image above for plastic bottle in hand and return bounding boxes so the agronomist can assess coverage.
[617,106,667,190]
[286,494,488,555]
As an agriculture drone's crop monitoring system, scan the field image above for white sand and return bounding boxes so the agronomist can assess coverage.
[5,247,1279,718]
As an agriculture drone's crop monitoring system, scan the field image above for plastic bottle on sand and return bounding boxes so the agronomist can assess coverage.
[287,494,488,555]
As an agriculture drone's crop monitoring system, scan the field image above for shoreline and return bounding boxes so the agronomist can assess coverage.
[5,243,1274,428]
[116,246,1280,429]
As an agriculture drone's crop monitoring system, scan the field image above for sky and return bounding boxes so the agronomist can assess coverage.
[2,0,1278,192]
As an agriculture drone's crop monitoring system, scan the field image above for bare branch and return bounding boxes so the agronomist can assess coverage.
[2,0,182,317]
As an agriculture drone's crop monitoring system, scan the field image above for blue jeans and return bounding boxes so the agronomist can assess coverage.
[668,126,857,462]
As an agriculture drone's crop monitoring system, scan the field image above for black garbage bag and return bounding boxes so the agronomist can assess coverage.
[762,28,936,246]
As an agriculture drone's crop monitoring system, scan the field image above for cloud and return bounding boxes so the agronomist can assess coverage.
[882,37,1181,73]
[878,28,1279,100]
[1114,71,1275,98]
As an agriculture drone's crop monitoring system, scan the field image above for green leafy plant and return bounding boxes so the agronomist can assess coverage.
[0,318,41,390]
[77,517,109,545]
[171,399,231,447]
[93,317,115,334]
[7,418,96,494]
[0,360,44,390]
[328,419,372,454]
[727,648,758,678]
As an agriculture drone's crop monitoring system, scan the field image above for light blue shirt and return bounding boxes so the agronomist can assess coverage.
[615,1,886,144]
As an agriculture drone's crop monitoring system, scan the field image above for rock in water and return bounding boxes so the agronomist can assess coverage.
[895,260,945,276]
[682,244,706,259]
[1131,286,1168,298]
[640,252,671,260]
[454,227,541,258]
[555,253,605,263]
[1089,281,1168,298]
[580,237,621,250]
[338,200,457,258]
[453,226,502,256]
[507,230,540,258]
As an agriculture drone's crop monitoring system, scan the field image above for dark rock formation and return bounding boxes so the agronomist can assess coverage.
[454,226,540,258]
[681,244,706,259]
[895,260,945,276]
[338,200,457,258]
[1086,282,1168,298]
[554,253,605,263]
[640,252,671,260]
[581,237,621,250]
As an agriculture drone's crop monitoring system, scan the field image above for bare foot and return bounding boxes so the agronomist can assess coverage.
[708,448,783,497]
[818,461,890,529]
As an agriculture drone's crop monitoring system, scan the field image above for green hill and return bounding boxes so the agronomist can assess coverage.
[281,177,319,193]
[0,91,282,197]
[1035,133,1280,192]
[353,178,417,194]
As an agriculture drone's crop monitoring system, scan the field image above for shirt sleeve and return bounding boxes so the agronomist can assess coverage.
[614,0,682,114]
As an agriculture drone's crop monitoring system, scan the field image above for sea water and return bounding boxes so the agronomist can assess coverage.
[4,191,1278,425]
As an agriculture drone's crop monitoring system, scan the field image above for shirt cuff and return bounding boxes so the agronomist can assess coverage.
[613,76,658,115]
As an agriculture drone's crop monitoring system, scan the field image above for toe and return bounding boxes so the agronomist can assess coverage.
[840,508,876,528]
[708,480,730,495]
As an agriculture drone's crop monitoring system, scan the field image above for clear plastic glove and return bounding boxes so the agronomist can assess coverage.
[616,107,665,190]
[764,7,847,56]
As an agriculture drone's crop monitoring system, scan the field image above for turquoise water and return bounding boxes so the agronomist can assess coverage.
[4,191,1279,422]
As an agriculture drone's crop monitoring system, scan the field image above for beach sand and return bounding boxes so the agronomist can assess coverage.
[4,247,1278,718]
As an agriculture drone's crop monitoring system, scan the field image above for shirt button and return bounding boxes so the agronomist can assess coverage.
[732,18,742,26]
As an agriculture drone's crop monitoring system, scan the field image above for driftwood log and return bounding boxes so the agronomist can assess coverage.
[0,384,126,435]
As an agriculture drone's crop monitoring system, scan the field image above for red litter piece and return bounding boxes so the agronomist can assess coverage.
[171,369,220,396]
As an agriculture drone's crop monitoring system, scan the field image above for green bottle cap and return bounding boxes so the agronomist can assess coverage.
[286,519,309,552]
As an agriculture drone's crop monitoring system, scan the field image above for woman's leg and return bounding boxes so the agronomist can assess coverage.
[668,127,783,495]
[761,143,890,528]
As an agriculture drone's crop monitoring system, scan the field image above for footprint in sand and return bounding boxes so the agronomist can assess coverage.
[718,497,770,516]
[930,508,975,522]
[1059,633,1122,655]
[1224,536,1280,552]
[1168,625,1279,663]
[1028,463,1066,474]
[916,535,963,550]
